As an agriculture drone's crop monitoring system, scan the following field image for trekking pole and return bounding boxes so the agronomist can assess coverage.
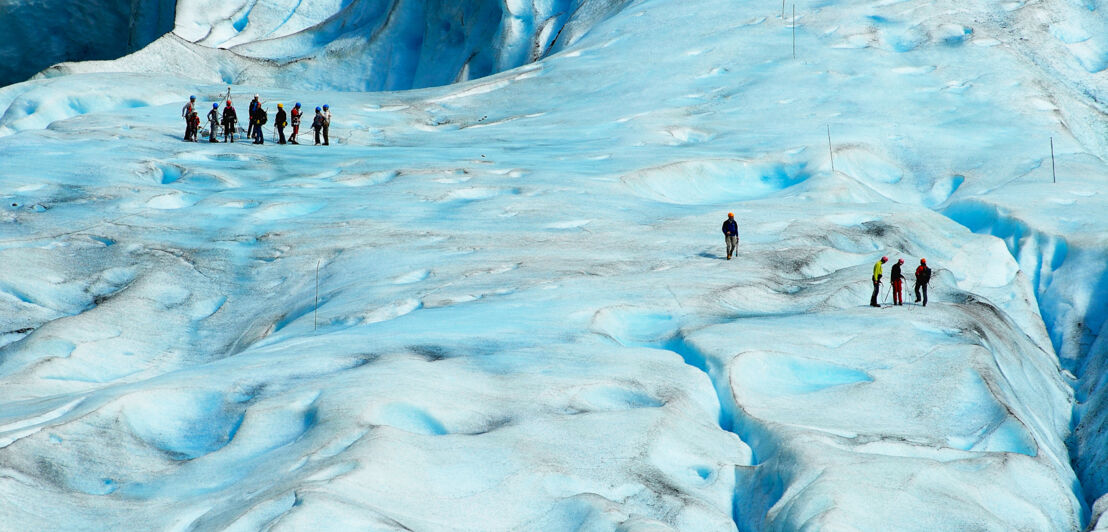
[314,258,320,331]
[882,282,891,304]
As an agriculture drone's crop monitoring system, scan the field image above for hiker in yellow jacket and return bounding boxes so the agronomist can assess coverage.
[870,256,888,307]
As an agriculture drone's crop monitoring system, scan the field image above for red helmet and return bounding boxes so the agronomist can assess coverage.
[226,100,232,105]
[881,256,888,262]
[897,258,904,264]
[921,258,927,264]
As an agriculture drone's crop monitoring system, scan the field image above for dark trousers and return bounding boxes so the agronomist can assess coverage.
[914,282,928,306]
[278,126,286,144]
[223,123,234,141]
[314,127,321,145]
[870,280,880,306]
[253,124,263,143]
[322,125,329,145]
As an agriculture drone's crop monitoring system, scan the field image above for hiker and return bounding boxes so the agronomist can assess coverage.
[207,103,220,143]
[247,94,260,139]
[914,258,931,306]
[289,103,302,144]
[722,212,739,260]
[312,106,324,145]
[181,95,196,141]
[870,256,888,307]
[186,110,200,142]
[275,103,287,145]
[321,104,332,145]
[221,100,237,142]
[252,104,267,144]
[891,258,905,306]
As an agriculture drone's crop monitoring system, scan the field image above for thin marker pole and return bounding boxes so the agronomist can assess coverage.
[1050,137,1056,183]
[782,0,785,19]
[827,125,835,173]
[792,5,796,59]
[314,259,320,330]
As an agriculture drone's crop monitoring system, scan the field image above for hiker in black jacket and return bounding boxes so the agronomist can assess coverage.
[891,258,905,306]
[252,106,267,144]
[247,94,260,139]
[275,103,287,144]
[221,101,237,142]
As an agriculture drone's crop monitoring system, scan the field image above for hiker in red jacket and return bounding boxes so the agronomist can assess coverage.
[289,103,302,144]
[914,258,931,306]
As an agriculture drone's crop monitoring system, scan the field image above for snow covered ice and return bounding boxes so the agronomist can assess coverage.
[0,0,1107,530]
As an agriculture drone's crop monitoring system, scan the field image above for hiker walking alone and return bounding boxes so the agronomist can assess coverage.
[870,256,888,307]
[221,100,237,142]
[207,103,219,143]
[891,258,905,306]
[275,103,287,145]
[321,104,332,145]
[914,258,931,306]
[181,95,196,141]
[312,106,324,145]
[722,212,739,260]
[289,103,302,144]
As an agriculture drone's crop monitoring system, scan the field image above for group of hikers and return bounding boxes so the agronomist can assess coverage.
[721,213,933,307]
[180,95,332,145]
[871,256,931,307]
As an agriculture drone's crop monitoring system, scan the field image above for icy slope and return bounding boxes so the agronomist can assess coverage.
[1,0,1107,530]
[0,0,176,87]
[32,0,632,91]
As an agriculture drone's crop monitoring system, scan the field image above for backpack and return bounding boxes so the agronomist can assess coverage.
[257,108,268,126]
[916,265,931,284]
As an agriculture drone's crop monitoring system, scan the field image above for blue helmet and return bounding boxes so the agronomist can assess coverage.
[315,106,321,112]
[295,102,301,108]
[189,95,196,100]
[323,104,329,109]
[213,102,219,108]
